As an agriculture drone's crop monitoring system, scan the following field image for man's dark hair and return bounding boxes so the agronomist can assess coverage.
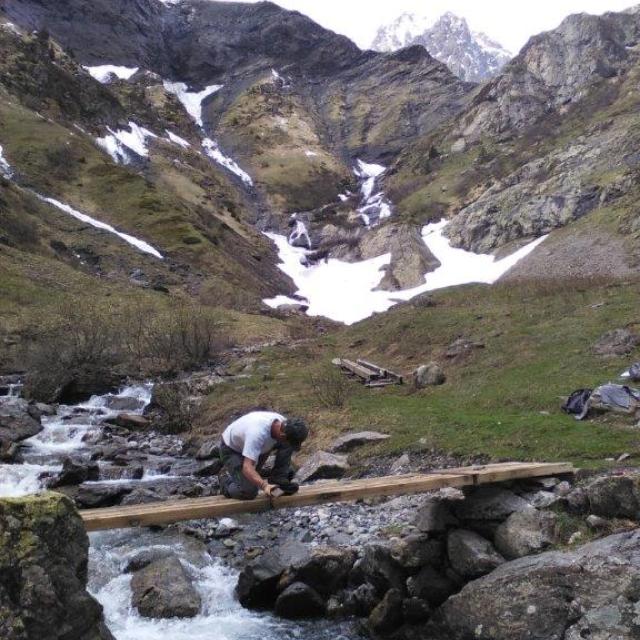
[284,417,308,450]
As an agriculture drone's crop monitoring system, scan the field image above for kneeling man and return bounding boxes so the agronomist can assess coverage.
[219,411,308,500]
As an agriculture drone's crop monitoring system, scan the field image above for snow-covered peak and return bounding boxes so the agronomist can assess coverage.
[371,11,512,82]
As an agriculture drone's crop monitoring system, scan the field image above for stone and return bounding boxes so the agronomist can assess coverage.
[236,540,310,608]
[586,514,609,530]
[195,440,220,460]
[328,431,390,453]
[104,396,145,412]
[413,363,446,388]
[565,486,589,514]
[274,582,326,619]
[52,457,100,487]
[407,565,458,607]
[131,556,201,619]
[74,483,133,508]
[519,490,560,509]
[415,498,459,533]
[294,452,349,483]
[344,583,380,616]
[454,487,531,521]
[124,548,176,573]
[390,453,411,474]
[368,588,404,634]
[585,474,640,520]
[353,543,406,597]
[430,530,640,640]
[280,547,356,597]
[0,397,42,445]
[494,507,558,559]
[112,413,150,430]
[402,597,432,625]
[0,492,113,639]
[593,328,640,357]
[394,534,445,570]
[445,338,484,359]
[447,529,505,579]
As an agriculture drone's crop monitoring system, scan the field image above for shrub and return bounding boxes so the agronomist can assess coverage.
[148,382,202,435]
[310,364,352,409]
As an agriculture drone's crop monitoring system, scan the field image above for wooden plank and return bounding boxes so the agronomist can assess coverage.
[80,462,574,532]
[339,359,378,381]
[357,359,404,384]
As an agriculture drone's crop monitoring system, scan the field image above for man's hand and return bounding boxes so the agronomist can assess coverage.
[261,482,278,497]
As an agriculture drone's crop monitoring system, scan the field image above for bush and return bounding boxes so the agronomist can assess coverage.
[24,302,229,401]
[310,364,352,409]
[147,382,202,435]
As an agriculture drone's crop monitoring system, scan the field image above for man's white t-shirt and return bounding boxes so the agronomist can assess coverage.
[222,411,285,462]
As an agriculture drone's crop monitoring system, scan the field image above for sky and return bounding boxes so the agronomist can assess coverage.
[219,0,635,53]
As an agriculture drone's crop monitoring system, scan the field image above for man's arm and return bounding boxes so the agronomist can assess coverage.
[242,457,276,495]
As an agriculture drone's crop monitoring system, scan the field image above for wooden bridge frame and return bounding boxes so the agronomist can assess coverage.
[81,462,574,532]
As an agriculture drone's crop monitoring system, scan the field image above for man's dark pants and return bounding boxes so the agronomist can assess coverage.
[218,440,295,500]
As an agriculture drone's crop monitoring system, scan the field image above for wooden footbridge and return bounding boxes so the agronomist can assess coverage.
[81,462,574,532]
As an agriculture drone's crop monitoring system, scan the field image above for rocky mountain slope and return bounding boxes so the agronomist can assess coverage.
[371,12,512,82]
[387,7,640,277]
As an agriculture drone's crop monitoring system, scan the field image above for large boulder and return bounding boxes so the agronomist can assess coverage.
[328,431,390,453]
[352,543,406,597]
[406,566,458,607]
[429,530,640,640]
[0,493,113,640]
[51,457,100,487]
[279,547,356,597]
[236,540,310,608]
[0,397,42,445]
[415,498,459,534]
[494,507,558,559]
[294,452,349,483]
[584,474,640,520]
[413,363,446,388]
[453,487,531,522]
[130,555,201,619]
[274,582,325,619]
[447,529,505,579]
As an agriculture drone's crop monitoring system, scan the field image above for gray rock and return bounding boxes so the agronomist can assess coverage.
[390,453,411,475]
[280,547,356,598]
[407,566,458,607]
[415,498,459,533]
[0,397,42,445]
[394,534,445,570]
[586,514,609,530]
[274,582,325,619]
[585,474,640,520]
[75,483,133,508]
[236,540,310,608]
[454,487,531,521]
[131,556,201,619]
[112,413,150,430]
[328,431,390,453]
[431,530,640,640]
[294,452,349,483]
[402,597,432,624]
[52,457,100,487]
[593,328,640,357]
[125,548,176,573]
[344,583,380,616]
[0,493,113,639]
[195,440,220,460]
[494,507,558,559]
[368,588,403,634]
[104,396,145,412]
[447,529,505,579]
[353,543,406,597]
[413,363,446,388]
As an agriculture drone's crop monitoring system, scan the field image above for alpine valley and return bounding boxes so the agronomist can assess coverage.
[2,2,640,640]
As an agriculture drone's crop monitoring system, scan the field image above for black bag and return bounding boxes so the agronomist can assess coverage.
[562,389,593,418]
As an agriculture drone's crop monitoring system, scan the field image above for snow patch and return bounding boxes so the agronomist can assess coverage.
[202,138,253,186]
[0,145,13,178]
[96,122,157,163]
[166,130,191,148]
[289,219,311,249]
[264,221,547,324]
[163,82,222,128]
[355,159,392,226]
[84,65,139,84]
[40,196,163,259]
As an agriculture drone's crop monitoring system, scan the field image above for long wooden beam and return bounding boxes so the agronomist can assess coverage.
[80,462,574,532]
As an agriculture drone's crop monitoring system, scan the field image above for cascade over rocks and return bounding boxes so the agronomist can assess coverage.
[0,493,113,640]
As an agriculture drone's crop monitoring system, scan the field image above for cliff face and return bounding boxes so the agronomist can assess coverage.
[0,493,113,640]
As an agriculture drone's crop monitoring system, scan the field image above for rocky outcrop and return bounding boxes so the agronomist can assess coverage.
[592,328,640,358]
[413,363,446,388]
[0,493,113,640]
[427,530,640,640]
[130,555,201,619]
[328,432,390,453]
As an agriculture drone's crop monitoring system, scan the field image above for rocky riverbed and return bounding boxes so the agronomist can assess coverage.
[2,377,640,640]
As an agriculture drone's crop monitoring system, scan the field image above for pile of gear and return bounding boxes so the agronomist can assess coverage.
[563,363,640,421]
